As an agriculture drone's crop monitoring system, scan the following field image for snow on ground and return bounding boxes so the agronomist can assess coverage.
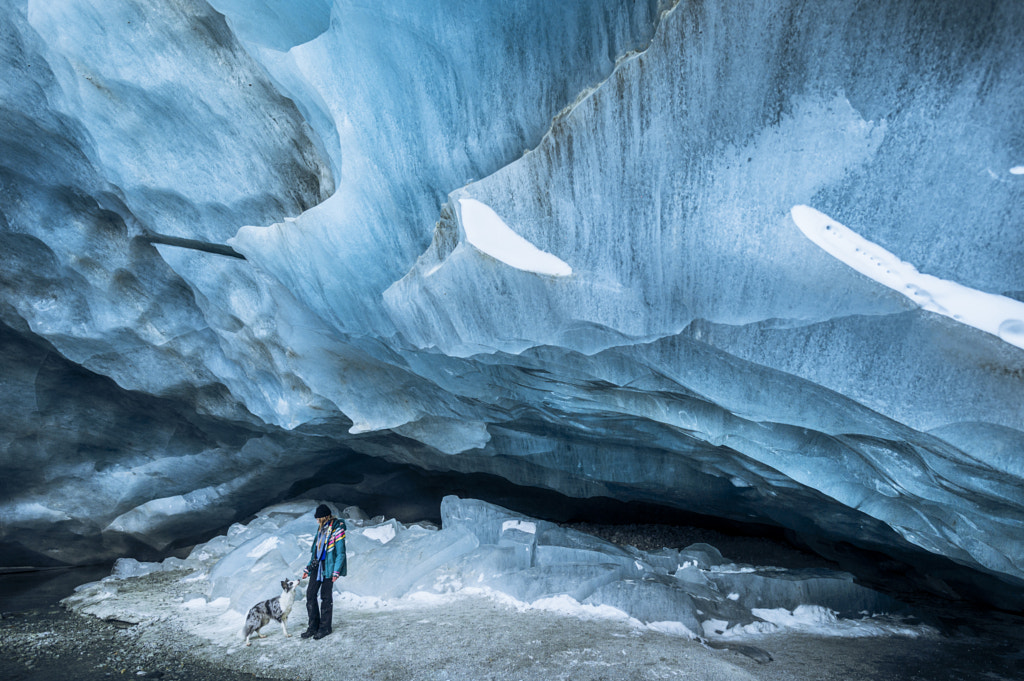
[64,496,933,663]
[709,605,930,639]
[53,496,960,680]
[791,204,1024,350]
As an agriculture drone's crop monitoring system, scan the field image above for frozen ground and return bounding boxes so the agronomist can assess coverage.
[2,499,1022,681]
[3,578,1024,681]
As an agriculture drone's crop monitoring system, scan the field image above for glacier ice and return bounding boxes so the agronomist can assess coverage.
[583,580,703,635]
[706,566,903,616]
[2,0,1024,612]
[67,497,925,642]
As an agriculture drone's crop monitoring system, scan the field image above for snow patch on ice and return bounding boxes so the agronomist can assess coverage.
[791,205,1024,350]
[483,590,700,640]
[702,605,934,639]
[363,524,397,543]
[502,519,537,534]
[484,590,636,624]
[735,605,934,638]
[333,591,390,610]
[647,620,699,638]
[1010,166,1024,175]
[710,565,757,574]
[459,198,572,276]
[110,557,163,579]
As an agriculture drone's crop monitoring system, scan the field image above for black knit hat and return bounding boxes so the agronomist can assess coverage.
[314,504,332,519]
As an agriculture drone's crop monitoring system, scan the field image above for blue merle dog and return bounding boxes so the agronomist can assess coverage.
[242,579,300,646]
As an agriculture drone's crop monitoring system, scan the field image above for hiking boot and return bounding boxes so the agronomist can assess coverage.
[300,627,317,639]
[313,628,332,640]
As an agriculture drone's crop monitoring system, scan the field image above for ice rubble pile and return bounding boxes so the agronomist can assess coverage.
[68,498,916,641]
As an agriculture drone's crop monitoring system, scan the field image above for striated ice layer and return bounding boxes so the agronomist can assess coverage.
[381,0,1024,594]
[1,0,1023,609]
[0,0,331,420]
[223,0,662,336]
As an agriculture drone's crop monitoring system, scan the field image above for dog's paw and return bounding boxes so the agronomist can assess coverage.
[258,634,267,638]
[285,633,292,637]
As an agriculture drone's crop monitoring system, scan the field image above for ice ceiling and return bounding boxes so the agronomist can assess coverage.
[2,0,1023,607]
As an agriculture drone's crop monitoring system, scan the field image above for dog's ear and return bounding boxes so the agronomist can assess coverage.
[281,579,288,589]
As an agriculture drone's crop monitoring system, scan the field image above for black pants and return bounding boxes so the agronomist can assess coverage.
[306,563,333,633]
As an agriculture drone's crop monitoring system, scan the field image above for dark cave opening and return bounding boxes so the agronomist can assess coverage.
[2,449,1022,636]
[273,451,1023,619]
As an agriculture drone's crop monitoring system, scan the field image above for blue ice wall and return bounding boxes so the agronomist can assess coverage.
[1,0,1022,605]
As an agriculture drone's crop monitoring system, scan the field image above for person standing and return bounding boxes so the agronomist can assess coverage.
[301,504,347,640]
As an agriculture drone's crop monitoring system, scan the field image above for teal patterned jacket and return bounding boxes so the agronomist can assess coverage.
[307,517,347,579]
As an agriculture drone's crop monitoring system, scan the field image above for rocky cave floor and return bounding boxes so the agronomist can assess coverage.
[2,523,1023,681]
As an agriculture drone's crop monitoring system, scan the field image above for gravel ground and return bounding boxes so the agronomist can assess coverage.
[2,523,1023,681]
[3,589,1023,681]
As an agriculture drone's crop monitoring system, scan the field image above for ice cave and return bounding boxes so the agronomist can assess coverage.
[2,0,1023,650]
